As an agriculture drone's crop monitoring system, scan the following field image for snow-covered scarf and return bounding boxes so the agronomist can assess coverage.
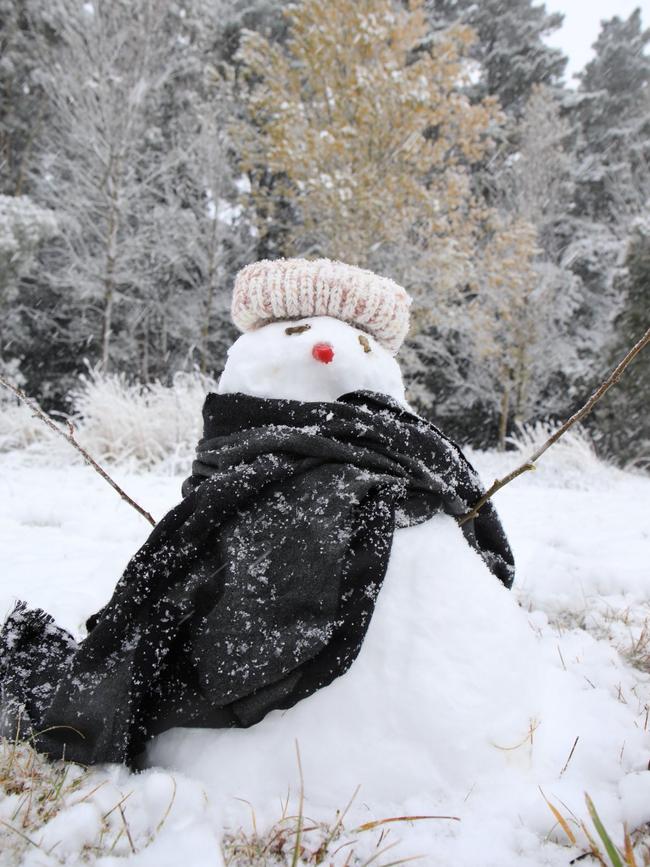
[0,391,514,767]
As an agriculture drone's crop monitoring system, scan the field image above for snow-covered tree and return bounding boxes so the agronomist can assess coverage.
[216,0,291,64]
[0,1,52,196]
[425,0,567,115]
[0,194,57,296]
[30,0,184,372]
[140,93,253,378]
[236,0,503,316]
[498,87,586,415]
[0,0,254,395]
[586,30,650,465]
[562,9,650,432]
[0,194,57,357]
[593,221,650,466]
[574,9,650,224]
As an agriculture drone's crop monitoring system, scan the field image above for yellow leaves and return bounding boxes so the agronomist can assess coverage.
[235,0,547,407]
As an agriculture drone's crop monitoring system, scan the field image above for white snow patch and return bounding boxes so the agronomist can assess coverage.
[1,444,649,865]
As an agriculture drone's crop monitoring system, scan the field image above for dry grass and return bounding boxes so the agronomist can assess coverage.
[222,797,423,867]
[623,621,650,676]
[0,734,423,867]
[222,746,426,867]
[0,733,89,860]
[0,733,173,863]
[545,601,650,682]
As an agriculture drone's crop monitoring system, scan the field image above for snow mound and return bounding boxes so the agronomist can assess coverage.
[149,515,650,864]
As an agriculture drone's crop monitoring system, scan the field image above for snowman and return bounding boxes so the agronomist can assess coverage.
[147,258,545,806]
[1,257,537,794]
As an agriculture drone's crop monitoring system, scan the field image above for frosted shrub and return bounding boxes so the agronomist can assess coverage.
[70,369,218,470]
[0,392,50,452]
[506,420,605,488]
[0,360,49,452]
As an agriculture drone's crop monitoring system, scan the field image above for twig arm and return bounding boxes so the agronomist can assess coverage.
[460,326,650,525]
[0,375,156,527]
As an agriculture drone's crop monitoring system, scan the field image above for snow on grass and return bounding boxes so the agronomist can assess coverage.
[0,436,649,866]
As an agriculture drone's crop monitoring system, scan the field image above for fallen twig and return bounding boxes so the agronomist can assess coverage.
[460,326,650,524]
[0,375,156,527]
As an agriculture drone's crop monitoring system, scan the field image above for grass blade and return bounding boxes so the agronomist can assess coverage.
[623,824,638,867]
[539,787,577,845]
[355,815,460,832]
[290,741,304,867]
[585,794,625,867]
[580,821,607,866]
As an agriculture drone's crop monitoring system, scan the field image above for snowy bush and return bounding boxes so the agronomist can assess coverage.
[69,368,218,470]
[0,359,50,452]
[0,393,50,452]
[0,368,218,468]
[506,419,606,488]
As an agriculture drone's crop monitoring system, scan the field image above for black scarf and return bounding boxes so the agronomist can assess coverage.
[0,391,514,767]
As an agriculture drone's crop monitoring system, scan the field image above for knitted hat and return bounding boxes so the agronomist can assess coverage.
[231,258,412,355]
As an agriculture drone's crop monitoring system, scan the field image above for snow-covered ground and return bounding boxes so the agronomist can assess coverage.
[1,440,649,866]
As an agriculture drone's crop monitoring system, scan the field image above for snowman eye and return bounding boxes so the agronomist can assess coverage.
[285,324,311,336]
[358,334,372,353]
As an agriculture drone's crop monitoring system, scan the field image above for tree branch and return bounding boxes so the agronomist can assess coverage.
[0,375,156,527]
[460,325,650,525]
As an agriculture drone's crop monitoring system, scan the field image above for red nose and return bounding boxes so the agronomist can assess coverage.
[312,342,334,364]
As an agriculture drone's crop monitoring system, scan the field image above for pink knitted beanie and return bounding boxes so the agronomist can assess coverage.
[231,258,412,355]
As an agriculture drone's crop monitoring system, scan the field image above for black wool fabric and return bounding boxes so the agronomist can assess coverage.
[0,391,514,768]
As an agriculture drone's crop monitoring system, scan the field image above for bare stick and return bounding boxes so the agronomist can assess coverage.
[460,326,650,525]
[560,735,579,778]
[0,375,156,527]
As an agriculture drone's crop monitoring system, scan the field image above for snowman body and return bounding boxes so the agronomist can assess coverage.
[150,316,540,806]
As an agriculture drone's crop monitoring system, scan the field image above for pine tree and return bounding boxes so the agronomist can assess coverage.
[426,0,567,115]
[0,0,51,196]
[593,223,650,465]
[216,0,291,64]
[0,194,57,358]
[563,10,650,461]
[574,9,650,224]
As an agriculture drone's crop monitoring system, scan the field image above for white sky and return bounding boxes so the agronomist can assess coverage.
[543,0,650,83]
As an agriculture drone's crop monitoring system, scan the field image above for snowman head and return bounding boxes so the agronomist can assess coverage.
[218,315,407,404]
[219,258,411,404]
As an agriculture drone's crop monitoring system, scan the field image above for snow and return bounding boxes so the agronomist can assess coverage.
[1,438,649,865]
[1,317,649,864]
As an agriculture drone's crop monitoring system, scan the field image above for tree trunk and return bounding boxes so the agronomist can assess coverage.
[101,159,120,372]
[14,104,45,197]
[199,217,219,373]
[497,383,510,451]
[141,317,150,383]
[513,343,529,424]
[200,282,215,374]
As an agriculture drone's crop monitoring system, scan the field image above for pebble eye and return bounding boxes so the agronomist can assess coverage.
[358,334,371,353]
[285,324,312,336]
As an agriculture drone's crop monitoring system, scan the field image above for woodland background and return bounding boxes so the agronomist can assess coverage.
[0,0,648,463]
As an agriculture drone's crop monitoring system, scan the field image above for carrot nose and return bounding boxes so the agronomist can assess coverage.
[312,342,334,364]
